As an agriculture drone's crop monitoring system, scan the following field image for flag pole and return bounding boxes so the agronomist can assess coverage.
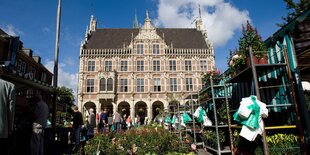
[52,0,62,142]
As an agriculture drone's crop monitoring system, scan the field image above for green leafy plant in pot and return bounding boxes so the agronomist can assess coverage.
[238,21,268,65]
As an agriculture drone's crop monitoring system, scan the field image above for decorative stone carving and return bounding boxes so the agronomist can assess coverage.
[98,93,115,99]
[161,73,167,79]
[178,72,184,78]
[145,73,151,79]
[144,56,150,61]
[193,72,200,78]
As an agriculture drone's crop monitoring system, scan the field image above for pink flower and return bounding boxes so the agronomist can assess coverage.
[229,60,234,66]
[191,144,196,151]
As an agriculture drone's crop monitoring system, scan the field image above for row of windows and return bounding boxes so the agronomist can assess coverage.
[16,59,47,82]
[87,60,211,72]
[86,78,193,93]
[136,44,160,55]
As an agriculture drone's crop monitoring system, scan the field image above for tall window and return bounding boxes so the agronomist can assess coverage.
[153,44,159,54]
[31,67,37,79]
[185,60,192,71]
[153,78,161,92]
[121,61,128,71]
[86,79,94,92]
[120,79,128,92]
[186,78,193,91]
[153,60,160,71]
[100,78,106,91]
[107,78,113,91]
[137,79,144,92]
[105,61,112,71]
[17,59,22,73]
[41,72,47,82]
[137,60,144,71]
[137,44,143,54]
[200,60,208,71]
[170,78,177,91]
[169,60,176,71]
[21,61,26,73]
[88,60,95,71]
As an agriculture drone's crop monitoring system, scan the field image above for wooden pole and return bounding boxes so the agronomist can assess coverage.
[249,46,269,155]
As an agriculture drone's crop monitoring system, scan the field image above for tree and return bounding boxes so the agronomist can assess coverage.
[278,0,310,27]
[238,21,266,58]
[56,86,75,107]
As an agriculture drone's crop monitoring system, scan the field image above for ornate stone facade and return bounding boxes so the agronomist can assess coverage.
[78,12,215,121]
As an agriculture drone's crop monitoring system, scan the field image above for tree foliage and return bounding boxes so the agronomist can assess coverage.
[56,86,75,106]
[238,21,266,58]
[278,0,310,27]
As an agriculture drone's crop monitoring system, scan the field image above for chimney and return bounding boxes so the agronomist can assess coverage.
[32,56,41,64]
[23,48,33,57]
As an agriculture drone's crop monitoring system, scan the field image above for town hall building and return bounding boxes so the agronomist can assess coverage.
[78,11,215,120]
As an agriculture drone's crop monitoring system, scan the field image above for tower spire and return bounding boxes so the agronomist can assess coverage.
[195,5,204,31]
[140,9,154,31]
[133,10,139,28]
[146,10,149,20]
[199,4,202,19]
[90,15,97,31]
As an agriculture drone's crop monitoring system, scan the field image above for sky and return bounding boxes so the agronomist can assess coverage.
[0,0,289,103]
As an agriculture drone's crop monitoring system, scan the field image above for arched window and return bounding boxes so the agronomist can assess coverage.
[107,78,113,91]
[100,78,106,91]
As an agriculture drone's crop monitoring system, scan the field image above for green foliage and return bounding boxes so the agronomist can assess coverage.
[217,105,228,125]
[228,21,267,74]
[238,21,267,58]
[232,130,240,147]
[255,133,300,155]
[227,49,247,74]
[202,130,225,149]
[278,0,310,27]
[198,93,209,102]
[84,126,193,155]
[56,86,75,106]
[201,70,220,84]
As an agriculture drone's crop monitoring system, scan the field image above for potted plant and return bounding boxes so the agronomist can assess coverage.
[202,130,213,146]
[228,49,247,75]
[202,69,221,86]
[264,133,300,155]
[217,105,228,125]
[238,21,268,65]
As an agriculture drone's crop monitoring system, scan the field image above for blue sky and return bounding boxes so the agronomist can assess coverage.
[0,0,289,101]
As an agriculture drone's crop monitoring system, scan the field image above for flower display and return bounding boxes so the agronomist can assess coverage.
[202,69,220,83]
[227,49,246,75]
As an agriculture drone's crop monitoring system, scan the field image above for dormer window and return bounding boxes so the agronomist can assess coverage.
[137,44,143,54]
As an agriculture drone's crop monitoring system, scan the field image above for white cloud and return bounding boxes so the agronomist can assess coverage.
[44,59,78,103]
[154,0,250,46]
[0,24,24,36]
[65,57,75,66]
